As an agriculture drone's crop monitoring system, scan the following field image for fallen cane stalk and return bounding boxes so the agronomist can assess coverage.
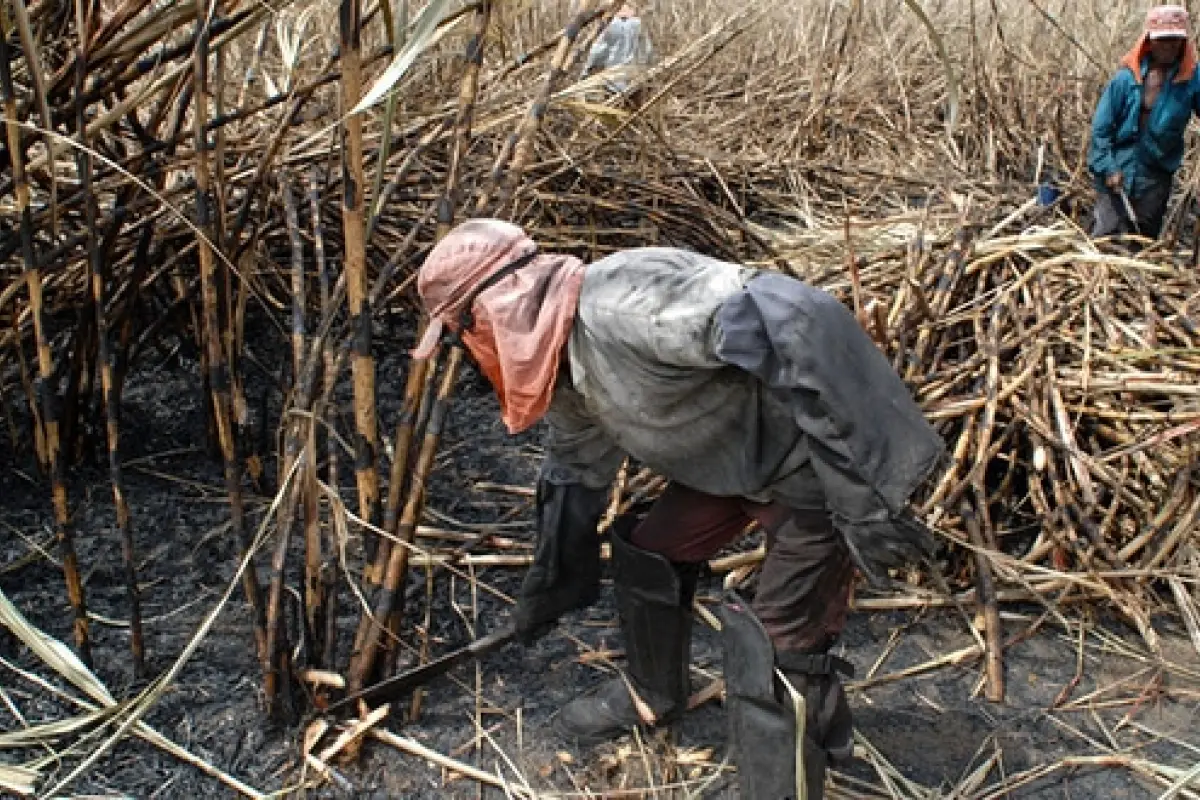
[962,502,1005,702]
[370,728,538,798]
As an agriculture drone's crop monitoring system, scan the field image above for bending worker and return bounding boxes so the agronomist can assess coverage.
[412,219,946,799]
[1089,5,1200,239]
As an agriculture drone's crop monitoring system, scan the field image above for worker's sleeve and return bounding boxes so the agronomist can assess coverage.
[512,388,625,645]
[542,389,626,490]
[710,273,946,587]
[1089,73,1127,179]
[582,28,613,77]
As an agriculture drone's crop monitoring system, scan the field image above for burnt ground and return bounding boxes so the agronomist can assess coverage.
[1,310,1199,799]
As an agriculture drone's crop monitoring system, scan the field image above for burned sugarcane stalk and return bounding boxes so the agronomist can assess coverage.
[192,0,268,661]
[968,290,1005,549]
[961,502,1005,702]
[382,347,441,677]
[262,187,430,699]
[9,0,56,233]
[340,0,382,541]
[262,174,309,718]
[904,225,971,382]
[75,0,145,676]
[59,300,96,467]
[363,0,494,688]
[367,346,429,584]
[435,0,493,238]
[347,346,465,701]
[1,1,92,664]
[347,0,493,699]
[310,167,340,671]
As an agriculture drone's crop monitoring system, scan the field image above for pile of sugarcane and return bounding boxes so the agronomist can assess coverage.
[838,220,1200,671]
[3,0,1198,738]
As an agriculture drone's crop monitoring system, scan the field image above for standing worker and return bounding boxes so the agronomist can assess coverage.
[411,219,946,799]
[581,2,655,96]
[1089,5,1200,239]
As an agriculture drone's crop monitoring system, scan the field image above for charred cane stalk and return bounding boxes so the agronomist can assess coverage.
[962,501,1004,702]
[310,167,340,670]
[348,0,492,697]
[435,0,492,238]
[75,0,145,676]
[348,346,465,703]
[192,0,268,661]
[262,174,307,718]
[370,0,494,687]
[339,0,381,542]
[1,1,92,664]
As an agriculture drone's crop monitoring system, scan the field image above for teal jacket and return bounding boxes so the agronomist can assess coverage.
[1089,51,1200,194]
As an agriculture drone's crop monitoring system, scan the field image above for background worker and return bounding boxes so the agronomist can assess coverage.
[412,218,946,799]
[1089,5,1200,239]
[581,2,655,96]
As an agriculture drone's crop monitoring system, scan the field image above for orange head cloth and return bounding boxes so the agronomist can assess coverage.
[1120,5,1198,83]
[412,219,588,434]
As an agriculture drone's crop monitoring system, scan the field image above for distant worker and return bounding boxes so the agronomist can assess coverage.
[412,218,946,799]
[1089,5,1200,239]
[581,2,654,96]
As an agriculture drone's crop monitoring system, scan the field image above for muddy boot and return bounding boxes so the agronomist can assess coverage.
[719,593,854,800]
[555,522,698,745]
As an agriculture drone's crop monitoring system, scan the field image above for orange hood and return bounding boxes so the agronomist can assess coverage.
[413,219,587,434]
[1119,33,1199,84]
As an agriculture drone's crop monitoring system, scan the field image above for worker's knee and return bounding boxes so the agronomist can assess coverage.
[753,511,854,651]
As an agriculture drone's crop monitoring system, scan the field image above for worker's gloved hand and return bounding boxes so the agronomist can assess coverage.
[834,508,937,589]
[514,463,609,645]
[1106,171,1124,190]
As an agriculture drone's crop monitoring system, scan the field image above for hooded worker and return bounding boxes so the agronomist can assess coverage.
[1088,5,1200,238]
[413,218,946,800]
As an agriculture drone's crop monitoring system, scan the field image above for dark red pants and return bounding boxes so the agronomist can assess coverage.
[631,483,853,652]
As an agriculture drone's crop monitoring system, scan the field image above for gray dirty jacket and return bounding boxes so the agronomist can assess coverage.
[544,247,944,525]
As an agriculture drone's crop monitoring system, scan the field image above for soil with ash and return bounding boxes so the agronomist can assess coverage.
[2,312,1198,799]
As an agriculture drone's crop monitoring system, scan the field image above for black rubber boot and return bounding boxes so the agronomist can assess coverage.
[555,521,698,745]
[718,593,854,800]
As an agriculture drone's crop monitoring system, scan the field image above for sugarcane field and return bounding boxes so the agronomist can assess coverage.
[6,0,1200,796]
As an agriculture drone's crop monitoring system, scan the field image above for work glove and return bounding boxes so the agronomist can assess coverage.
[805,441,939,589]
[835,507,937,589]
[513,462,609,645]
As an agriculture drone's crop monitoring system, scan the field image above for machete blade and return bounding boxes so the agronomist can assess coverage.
[320,626,517,718]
